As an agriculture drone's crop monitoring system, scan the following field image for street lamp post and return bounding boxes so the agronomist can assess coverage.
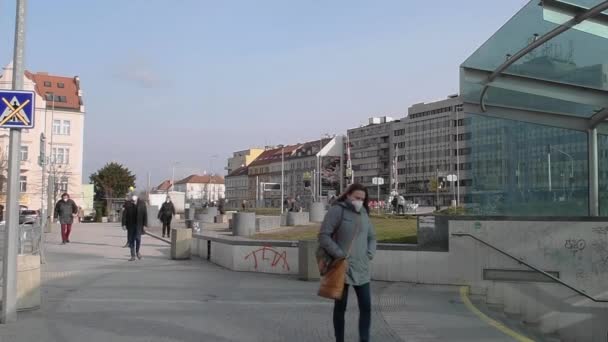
[280,147,284,213]
[2,0,28,324]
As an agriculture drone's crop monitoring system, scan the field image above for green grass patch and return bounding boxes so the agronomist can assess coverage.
[253,215,417,244]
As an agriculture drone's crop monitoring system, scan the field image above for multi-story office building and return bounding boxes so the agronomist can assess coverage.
[392,95,471,206]
[347,117,394,200]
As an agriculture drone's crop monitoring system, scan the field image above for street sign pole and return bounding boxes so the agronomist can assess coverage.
[2,0,28,324]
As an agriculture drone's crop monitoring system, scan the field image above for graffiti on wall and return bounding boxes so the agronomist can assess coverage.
[244,246,291,271]
[564,239,586,256]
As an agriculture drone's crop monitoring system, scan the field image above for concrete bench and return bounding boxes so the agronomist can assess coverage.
[287,212,310,226]
[255,216,282,232]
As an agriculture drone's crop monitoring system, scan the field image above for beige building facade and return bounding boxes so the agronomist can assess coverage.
[0,62,85,210]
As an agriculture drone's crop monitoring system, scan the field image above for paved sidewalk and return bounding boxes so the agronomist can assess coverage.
[1,223,519,342]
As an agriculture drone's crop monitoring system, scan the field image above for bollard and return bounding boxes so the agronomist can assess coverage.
[298,240,320,281]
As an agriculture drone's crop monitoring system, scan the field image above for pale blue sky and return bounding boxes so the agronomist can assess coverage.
[0,0,528,188]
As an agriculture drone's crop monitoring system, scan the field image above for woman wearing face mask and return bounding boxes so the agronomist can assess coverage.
[318,183,377,342]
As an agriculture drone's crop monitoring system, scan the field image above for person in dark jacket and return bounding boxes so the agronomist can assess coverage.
[122,194,148,261]
[54,193,79,244]
[158,196,176,238]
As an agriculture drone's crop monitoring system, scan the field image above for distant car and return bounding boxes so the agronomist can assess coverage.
[82,214,95,223]
[20,210,39,225]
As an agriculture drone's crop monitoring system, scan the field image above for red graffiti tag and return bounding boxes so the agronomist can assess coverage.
[244,246,290,271]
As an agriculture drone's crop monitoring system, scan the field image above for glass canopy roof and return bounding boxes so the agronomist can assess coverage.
[461,0,608,119]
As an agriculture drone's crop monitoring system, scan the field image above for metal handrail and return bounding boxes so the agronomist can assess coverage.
[452,232,608,303]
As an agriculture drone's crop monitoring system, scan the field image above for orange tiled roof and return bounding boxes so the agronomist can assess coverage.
[25,71,82,111]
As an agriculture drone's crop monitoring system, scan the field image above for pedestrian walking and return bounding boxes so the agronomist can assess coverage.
[54,193,79,244]
[318,183,377,342]
[121,194,148,261]
[158,196,175,238]
[77,206,84,223]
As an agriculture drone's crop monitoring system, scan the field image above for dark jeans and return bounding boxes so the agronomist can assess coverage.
[127,228,141,256]
[162,217,172,236]
[333,283,371,342]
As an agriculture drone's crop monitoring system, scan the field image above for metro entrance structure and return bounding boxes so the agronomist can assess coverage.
[460,0,608,217]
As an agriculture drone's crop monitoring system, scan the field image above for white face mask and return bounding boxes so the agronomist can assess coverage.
[132,196,138,202]
[166,199,170,203]
[351,200,364,212]
[62,197,68,202]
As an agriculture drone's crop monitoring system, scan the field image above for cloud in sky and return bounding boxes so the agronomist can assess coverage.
[113,56,167,89]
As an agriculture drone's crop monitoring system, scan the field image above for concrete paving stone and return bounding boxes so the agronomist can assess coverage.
[0,223,519,342]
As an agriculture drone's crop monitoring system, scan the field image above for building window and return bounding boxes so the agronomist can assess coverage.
[53,120,61,135]
[19,176,27,192]
[45,93,53,101]
[43,81,51,87]
[20,146,28,161]
[52,147,70,164]
[53,120,70,135]
[62,120,71,135]
[58,177,69,192]
[53,95,67,103]
[57,82,65,88]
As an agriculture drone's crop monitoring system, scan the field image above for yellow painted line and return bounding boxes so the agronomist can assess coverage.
[459,286,535,342]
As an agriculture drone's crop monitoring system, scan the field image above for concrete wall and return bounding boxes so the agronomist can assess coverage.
[449,218,608,341]
[191,235,298,275]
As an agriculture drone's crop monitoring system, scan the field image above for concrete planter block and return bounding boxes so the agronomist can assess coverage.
[204,207,219,216]
[298,240,320,281]
[309,202,326,223]
[147,206,159,226]
[197,213,215,223]
[170,228,192,260]
[101,217,108,223]
[255,216,282,232]
[215,215,229,224]
[287,212,309,226]
[17,254,41,311]
[233,212,256,237]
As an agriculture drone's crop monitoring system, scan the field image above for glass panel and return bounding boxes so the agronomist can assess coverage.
[467,113,588,216]
[598,134,608,215]
[462,1,608,117]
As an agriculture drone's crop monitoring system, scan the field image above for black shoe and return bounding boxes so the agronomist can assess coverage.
[66,240,70,243]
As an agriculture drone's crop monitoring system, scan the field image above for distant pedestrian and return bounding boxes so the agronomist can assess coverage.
[122,194,148,261]
[77,206,84,223]
[158,196,176,238]
[54,193,78,244]
[318,183,377,342]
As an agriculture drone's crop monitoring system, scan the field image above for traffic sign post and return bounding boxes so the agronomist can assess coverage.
[2,0,29,324]
[447,174,458,206]
[0,90,35,129]
[372,177,384,215]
